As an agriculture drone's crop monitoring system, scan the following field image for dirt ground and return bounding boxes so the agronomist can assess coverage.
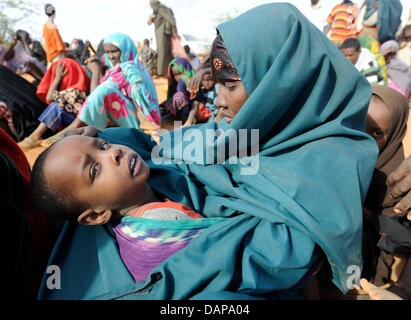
[23,78,411,168]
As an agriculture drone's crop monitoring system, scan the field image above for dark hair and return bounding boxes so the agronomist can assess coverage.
[341,38,360,51]
[30,141,87,222]
[144,39,150,45]
[45,4,55,17]
[183,45,190,54]
[311,0,319,5]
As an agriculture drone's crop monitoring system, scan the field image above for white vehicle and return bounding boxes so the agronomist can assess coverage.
[180,34,211,54]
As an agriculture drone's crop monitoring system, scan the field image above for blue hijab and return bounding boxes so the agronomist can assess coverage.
[103,33,138,68]
[38,3,378,300]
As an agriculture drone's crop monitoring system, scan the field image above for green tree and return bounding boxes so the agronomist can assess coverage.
[212,8,239,27]
[0,0,38,45]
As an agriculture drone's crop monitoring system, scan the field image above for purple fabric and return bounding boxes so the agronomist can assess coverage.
[112,224,194,282]
[165,91,187,116]
[387,59,411,97]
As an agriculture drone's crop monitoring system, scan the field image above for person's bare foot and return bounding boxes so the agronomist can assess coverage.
[17,137,41,152]
[359,279,403,300]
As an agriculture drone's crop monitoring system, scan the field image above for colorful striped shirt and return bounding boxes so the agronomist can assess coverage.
[327,3,359,42]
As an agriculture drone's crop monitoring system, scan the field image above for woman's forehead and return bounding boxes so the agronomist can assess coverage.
[104,43,120,51]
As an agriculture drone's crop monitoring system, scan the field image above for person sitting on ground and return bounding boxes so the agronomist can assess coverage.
[380,40,411,100]
[3,30,47,83]
[17,58,95,151]
[47,33,161,141]
[361,85,411,300]
[30,134,224,283]
[341,38,384,85]
[139,38,157,76]
[160,57,195,122]
[66,39,91,65]
[184,68,219,127]
[183,45,201,71]
[0,65,48,142]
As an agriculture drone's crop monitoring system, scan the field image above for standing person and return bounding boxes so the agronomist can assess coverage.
[324,0,359,47]
[147,0,178,76]
[398,26,411,67]
[302,0,327,32]
[43,3,66,68]
[139,39,157,76]
[358,0,403,45]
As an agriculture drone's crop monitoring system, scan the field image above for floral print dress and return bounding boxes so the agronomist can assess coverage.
[78,33,161,130]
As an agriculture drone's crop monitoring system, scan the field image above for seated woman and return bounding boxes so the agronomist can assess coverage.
[50,33,161,140]
[380,40,411,101]
[37,3,378,300]
[17,58,93,151]
[3,30,47,84]
[361,85,411,300]
[160,57,195,124]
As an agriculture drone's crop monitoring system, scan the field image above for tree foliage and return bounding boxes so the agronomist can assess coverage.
[0,0,38,45]
[212,8,239,28]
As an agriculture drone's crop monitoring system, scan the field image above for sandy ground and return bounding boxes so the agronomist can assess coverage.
[23,78,411,168]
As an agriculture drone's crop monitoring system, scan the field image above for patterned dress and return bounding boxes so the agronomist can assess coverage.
[78,33,161,130]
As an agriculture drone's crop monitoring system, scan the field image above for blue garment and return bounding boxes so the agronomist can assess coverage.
[38,102,76,131]
[38,3,378,300]
[79,33,161,129]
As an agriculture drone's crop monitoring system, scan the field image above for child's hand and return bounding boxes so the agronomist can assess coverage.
[54,61,68,81]
[63,126,100,138]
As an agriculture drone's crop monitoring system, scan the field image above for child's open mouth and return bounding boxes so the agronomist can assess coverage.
[128,154,140,177]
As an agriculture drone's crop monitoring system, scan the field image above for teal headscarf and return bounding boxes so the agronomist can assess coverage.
[103,33,138,69]
[155,2,379,293]
[38,3,378,300]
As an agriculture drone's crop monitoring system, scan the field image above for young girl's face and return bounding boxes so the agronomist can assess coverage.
[171,66,182,82]
[104,43,122,67]
[201,73,215,91]
[215,79,248,124]
[366,96,392,152]
[44,135,150,214]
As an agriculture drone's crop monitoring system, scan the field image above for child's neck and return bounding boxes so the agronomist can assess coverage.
[120,184,162,218]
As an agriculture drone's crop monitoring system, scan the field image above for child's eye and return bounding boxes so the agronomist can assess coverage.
[90,163,99,182]
[100,140,109,150]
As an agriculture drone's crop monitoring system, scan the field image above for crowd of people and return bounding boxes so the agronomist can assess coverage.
[1,0,411,301]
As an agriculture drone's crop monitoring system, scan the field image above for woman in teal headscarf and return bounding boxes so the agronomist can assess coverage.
[52,33,161,140]
[39,3,378,300]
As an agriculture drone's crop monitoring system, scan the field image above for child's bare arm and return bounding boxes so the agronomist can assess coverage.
[183,101,199,127]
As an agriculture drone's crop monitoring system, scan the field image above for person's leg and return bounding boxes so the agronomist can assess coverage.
[17,122,49,151]
[17,102,63,151]
[42,117,86,144]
